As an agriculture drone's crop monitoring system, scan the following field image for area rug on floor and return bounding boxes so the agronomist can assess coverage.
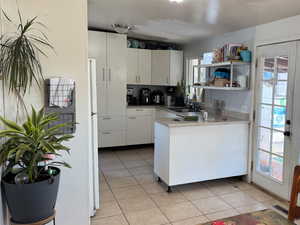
[201,209,295,225]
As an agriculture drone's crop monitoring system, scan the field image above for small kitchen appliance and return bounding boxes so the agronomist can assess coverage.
[151,90,164,105]
[127,88,137,105]
[139,88,151,105]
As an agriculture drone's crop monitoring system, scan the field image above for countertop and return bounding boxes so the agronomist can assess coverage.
[127,105,250,127]
[155,117,250,128]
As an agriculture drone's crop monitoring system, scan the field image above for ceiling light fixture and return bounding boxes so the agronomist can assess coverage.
[112,24,133,34]
[169,0,184,3]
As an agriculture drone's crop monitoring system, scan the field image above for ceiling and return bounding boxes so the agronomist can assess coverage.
[88,0,300,43]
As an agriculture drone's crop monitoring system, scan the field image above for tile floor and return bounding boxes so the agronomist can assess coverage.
[92,146,292,225]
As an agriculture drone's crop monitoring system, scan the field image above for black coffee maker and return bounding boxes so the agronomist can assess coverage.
[139,88,151,105]
[151,90,164,105]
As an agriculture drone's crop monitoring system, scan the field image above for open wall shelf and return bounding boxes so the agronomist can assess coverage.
[192,61,251,91]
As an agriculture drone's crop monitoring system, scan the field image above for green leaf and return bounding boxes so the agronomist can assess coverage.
[0,117,24,132]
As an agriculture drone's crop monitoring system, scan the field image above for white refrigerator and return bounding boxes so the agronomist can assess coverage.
[88,58,100,217]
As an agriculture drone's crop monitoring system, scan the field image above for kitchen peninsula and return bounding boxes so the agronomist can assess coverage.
[154,115,249,192]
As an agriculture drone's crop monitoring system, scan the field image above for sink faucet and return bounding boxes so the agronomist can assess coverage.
[200,110,208,121]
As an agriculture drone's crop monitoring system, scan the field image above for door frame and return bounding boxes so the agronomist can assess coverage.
[250,41,298,200]
[88,58,100,216]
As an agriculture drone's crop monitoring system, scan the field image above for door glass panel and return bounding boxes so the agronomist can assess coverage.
[259,128,271,151]
[272,131,284,156]
[274,81,287,106]
[260,104,272,128]
[277,56,288,80]
[258,150,271,175]
[271,155,283,182]
[256,55,289,184]
[273,106,286,131]
[263,58,275,81]
[261,82,273,104]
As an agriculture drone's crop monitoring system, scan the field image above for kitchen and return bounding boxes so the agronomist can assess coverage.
[87,1,300,224]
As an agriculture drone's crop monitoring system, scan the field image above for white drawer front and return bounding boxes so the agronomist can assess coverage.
[127,108,154,116]
[99,130,126,148]
[98,116,125,131]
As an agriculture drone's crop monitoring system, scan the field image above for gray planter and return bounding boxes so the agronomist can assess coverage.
[1,167,60,223]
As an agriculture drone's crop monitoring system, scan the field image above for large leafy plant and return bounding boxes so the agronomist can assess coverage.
[0,108,73,183]
[0,10,53,98]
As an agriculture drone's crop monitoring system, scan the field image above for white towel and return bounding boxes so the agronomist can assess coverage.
[49,78,75,108]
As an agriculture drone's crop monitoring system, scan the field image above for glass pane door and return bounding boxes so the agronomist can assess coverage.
[257,56,288,182]
[253,41,296,200]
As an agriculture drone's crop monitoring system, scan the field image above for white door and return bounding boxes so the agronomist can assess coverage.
[107,33,127,115]
[152,50,170,85]
[252,42,296,200]
[127,48,138,84]
[88,31,107,116]
[138,49,151,85]
[88,59,100,216]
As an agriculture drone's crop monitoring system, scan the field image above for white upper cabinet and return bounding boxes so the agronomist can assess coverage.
[138,49,152,84]
[170,50,183,86]
[127,48,152,85]
[88,31,127,117]
[88,31,107,116]
[151,50,183,86]
[127,48,139,84]
[107,33,127,115]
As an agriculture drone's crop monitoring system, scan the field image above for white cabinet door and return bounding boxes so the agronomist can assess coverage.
[107,33,127,116]
[127,48,138,84]
[170,50,183,86]
[151,50,170,85]
[88,31,107,116]
[138,49,151,85]
[127,115,152,145]
[100,131,126,148]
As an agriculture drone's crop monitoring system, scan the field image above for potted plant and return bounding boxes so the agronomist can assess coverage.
[0,107,73,223]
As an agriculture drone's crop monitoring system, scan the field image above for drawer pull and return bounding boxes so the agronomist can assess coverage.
[136,109,144,111]
[103,117,111,120]
[102,132,111,135]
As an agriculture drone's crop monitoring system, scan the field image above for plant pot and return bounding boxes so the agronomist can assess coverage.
[1,167,60,224]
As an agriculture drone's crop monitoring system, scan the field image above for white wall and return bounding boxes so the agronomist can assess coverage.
[1,1,90,225]
[184,27,256,113]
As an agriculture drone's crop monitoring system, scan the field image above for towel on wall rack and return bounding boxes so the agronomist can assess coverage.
[49,78,75,108]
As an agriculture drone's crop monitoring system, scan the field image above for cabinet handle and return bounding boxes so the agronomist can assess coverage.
[103,117,111,120]
[103,132,111,135]
[128,117,136,119]
[109,68,111,82]
[139,76,141,83]
[166,76,169,84]
[136,76,138,83]
[136,109,144,111]
[102,68,105,81]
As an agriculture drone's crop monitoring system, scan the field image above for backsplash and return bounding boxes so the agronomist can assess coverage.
[127,85,175,106]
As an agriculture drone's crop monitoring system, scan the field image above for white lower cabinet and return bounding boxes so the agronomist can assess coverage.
[98,115,126,148]
[100,130,126,148]
[126,115,152,145]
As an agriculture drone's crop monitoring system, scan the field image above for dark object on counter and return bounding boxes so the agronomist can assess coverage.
[151,90,164,105]
[166,86,176,94]
[175,96,185,107]
[139,88,151,105]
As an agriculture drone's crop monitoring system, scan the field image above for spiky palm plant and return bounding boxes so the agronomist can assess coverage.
[0,10,53,98]
[0,107,73,183]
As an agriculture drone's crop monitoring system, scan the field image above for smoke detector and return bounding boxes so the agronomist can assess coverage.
[112,24,133,34]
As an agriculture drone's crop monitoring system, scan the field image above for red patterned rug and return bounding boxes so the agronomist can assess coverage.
[202,209,295,225]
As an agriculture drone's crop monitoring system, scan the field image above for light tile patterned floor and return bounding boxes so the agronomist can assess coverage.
[92,146,290,225]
